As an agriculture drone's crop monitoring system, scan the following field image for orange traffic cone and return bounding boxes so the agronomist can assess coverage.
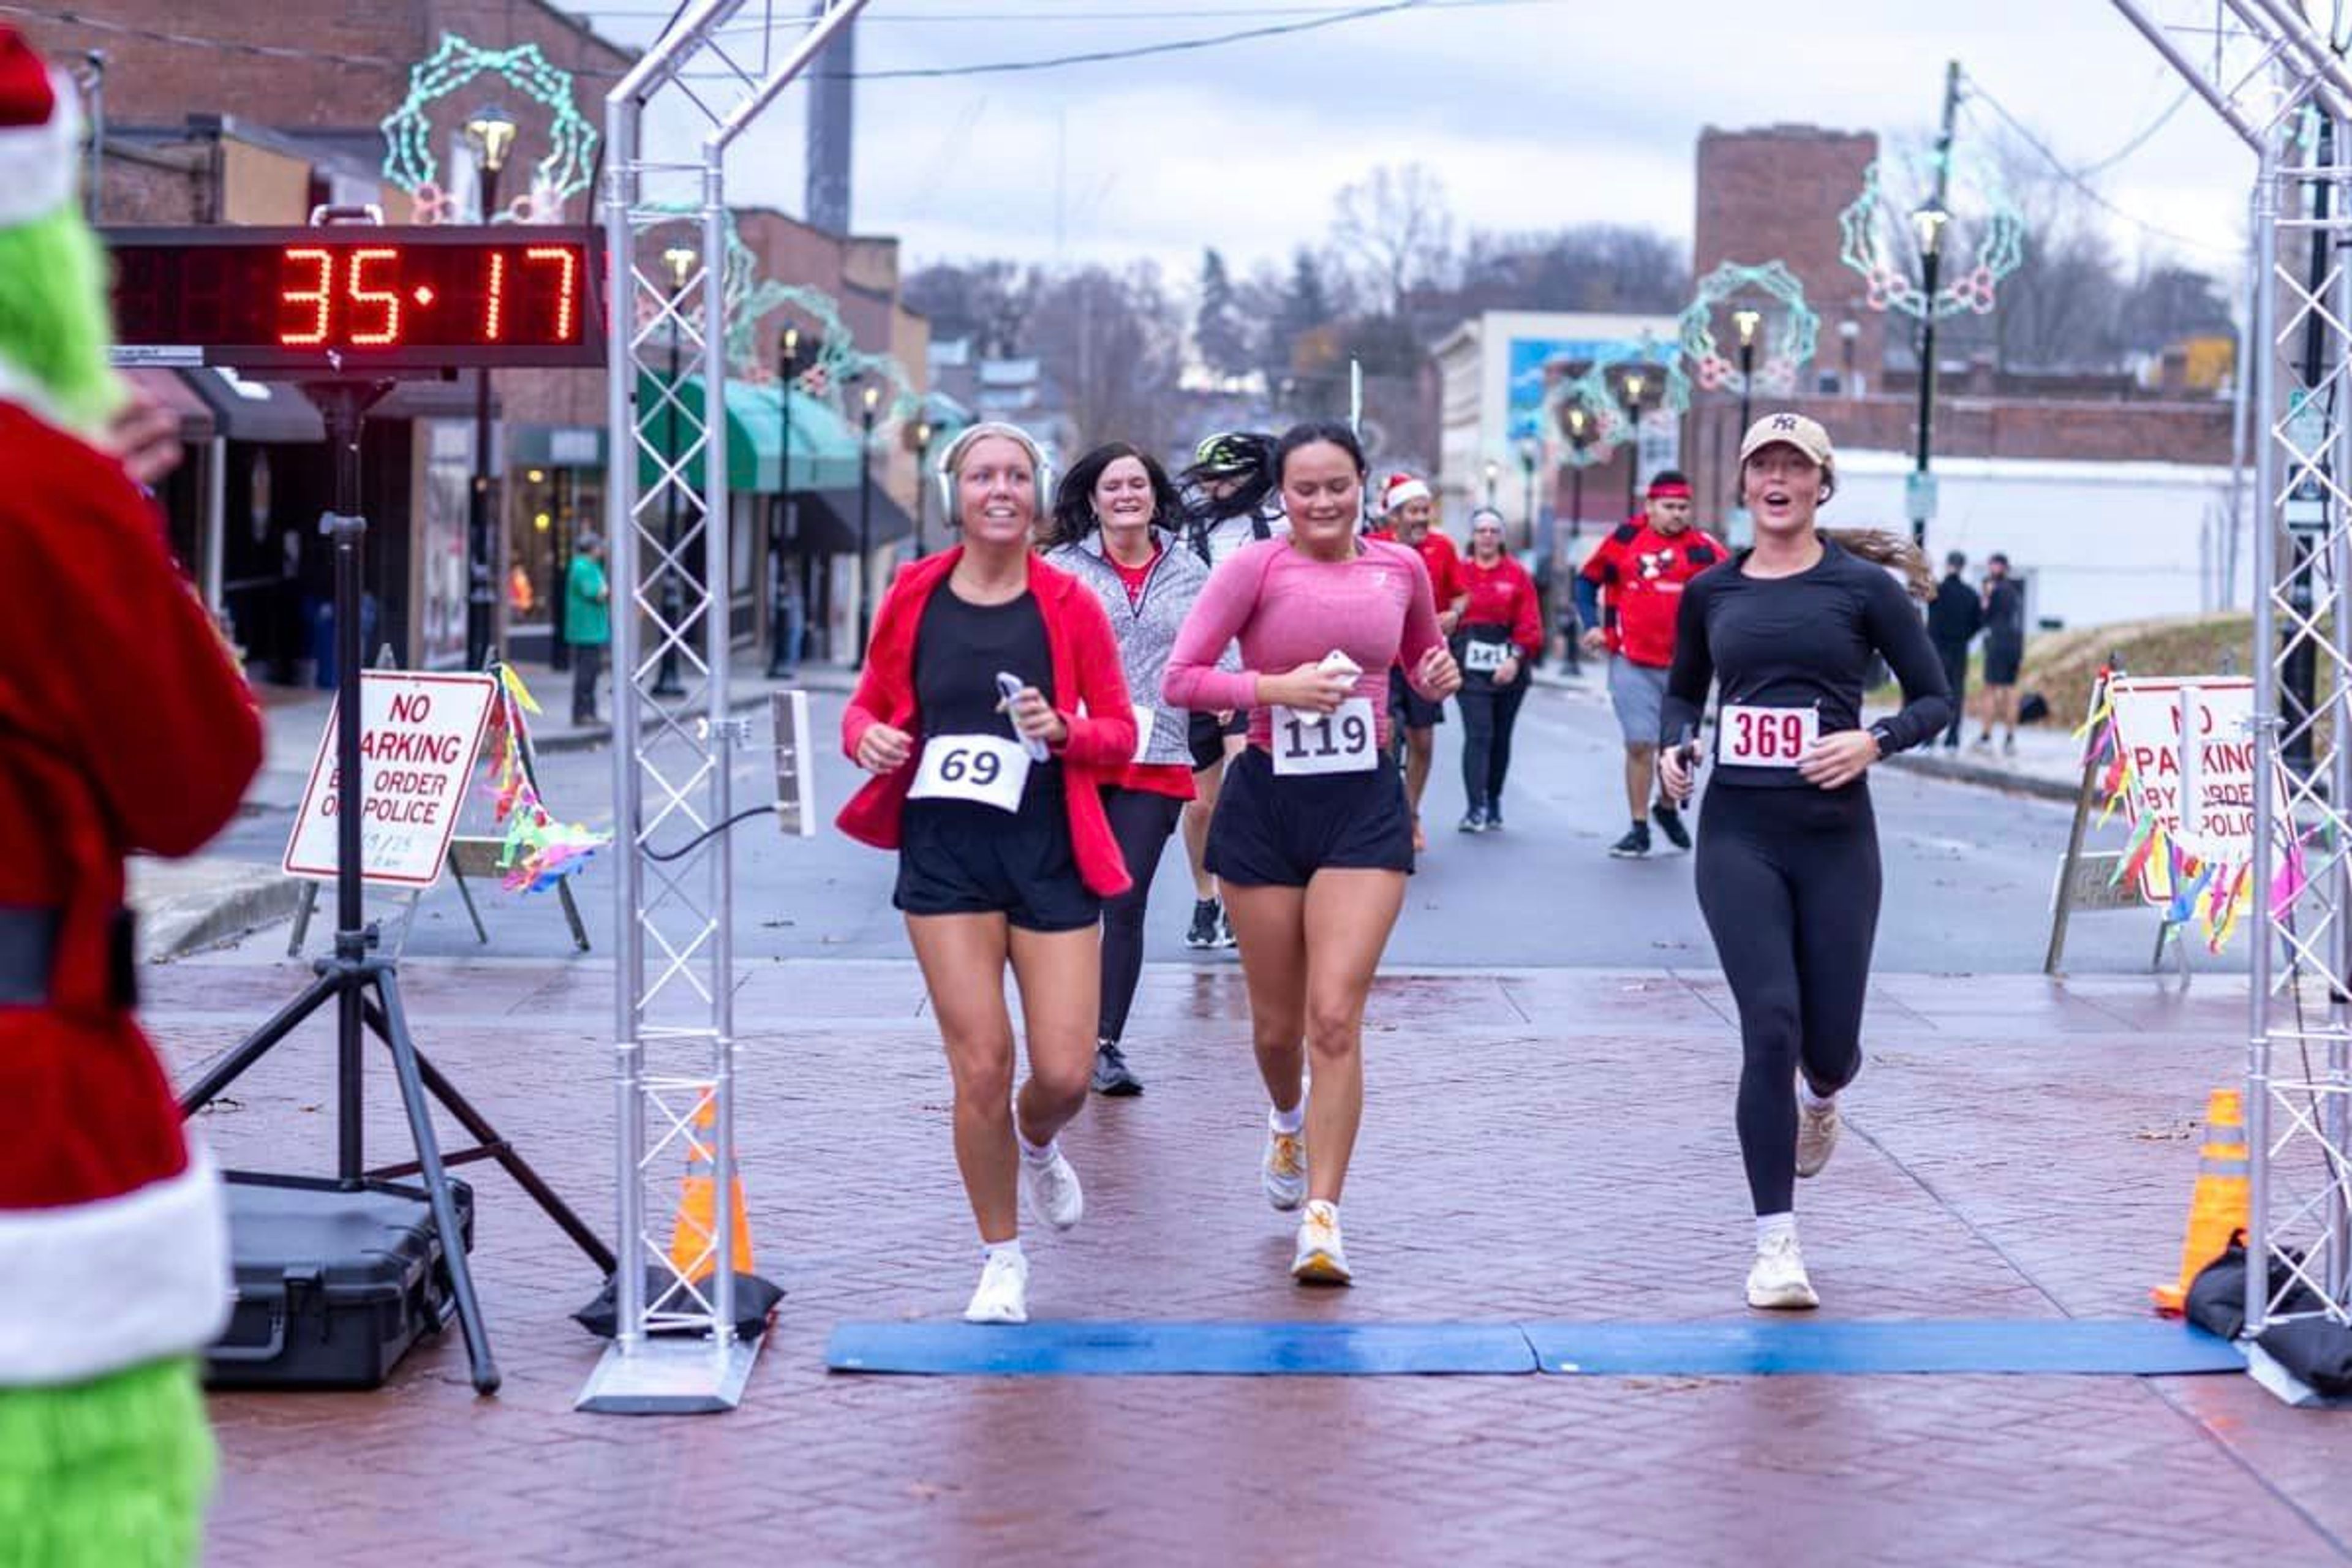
[2152,1088,2249,1314]
[666,1090,755,1283]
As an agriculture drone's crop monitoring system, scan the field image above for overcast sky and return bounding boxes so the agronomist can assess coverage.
[567,0,2258,284]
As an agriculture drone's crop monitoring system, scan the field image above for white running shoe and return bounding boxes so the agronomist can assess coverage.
[1019,1143,1084,1231]
[963,1249,1029,1324]
[1291,1199,1352,1285]
[1746,1232,1820,1310]
[1262,1118,1308,1210]
[1795,1090,1842,1179]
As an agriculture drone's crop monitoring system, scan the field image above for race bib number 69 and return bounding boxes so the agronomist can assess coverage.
[1717,704,1819,767]
[908,733,1031,812]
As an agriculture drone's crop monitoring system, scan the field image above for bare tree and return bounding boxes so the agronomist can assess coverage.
[1029,263,1189,455]
[1330,162,1457,319]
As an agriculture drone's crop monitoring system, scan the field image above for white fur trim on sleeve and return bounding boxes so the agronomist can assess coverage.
[0,1144,230,1387]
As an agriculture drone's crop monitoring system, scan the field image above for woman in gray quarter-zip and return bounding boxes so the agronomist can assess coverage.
[1043,443,1210,1097]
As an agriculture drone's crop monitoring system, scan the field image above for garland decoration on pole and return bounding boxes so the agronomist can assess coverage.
[481,666,609,893]
[1838,144,2026,320]
[1677,262,1820,396]
[380,33,598,225]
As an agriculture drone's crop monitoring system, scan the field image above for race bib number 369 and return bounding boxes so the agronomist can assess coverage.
[1272,697,1378,776]
[908,733,1031,812]
[1717,704,1819,767]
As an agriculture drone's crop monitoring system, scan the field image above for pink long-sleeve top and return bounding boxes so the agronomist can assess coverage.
[1163,537,1446,751]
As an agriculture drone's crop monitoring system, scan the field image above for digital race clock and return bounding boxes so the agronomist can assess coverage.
[102,226,605,371]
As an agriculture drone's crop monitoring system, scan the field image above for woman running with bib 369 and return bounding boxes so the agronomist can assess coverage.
[1164,421,1460,1284]
[1657,413,1949,1311]
[838,422,1139,1325]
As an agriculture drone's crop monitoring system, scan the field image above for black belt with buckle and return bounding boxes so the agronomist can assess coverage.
[0,906,137,1009]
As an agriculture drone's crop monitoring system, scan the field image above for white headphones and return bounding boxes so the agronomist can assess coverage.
[937,421,1052,530]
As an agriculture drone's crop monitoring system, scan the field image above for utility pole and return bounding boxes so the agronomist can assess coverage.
[1909,58,1962,553]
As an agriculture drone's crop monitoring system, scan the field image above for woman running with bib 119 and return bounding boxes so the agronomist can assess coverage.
[837,422,1139,1325]
[1657,413,1950,1311]
[1164,421,1460,1284]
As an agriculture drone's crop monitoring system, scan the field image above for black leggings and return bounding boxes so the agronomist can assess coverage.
[1099,786,1185,1043]
[1694,782,1880,1216]
[1456,672,1529,810]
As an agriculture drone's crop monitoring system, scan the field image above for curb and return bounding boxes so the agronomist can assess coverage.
[139,874,308,963]
[1880,750,2082,803]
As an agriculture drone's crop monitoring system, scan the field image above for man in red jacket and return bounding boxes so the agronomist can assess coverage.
[1576,470,1725,858]
[1366,472,1465,850]
[0,25,264,1562]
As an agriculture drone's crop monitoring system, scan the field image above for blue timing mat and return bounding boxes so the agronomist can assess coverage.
[1523,1319,2246,1377]
[824,1319,2244,1377]
[825,1320,1539,1376]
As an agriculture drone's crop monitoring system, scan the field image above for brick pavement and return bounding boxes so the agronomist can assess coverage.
[140,956,2350,1566]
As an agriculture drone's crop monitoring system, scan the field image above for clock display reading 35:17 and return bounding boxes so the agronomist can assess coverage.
[103,226,605,371]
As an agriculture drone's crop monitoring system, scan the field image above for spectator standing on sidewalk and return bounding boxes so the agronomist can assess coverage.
[567,530,611,726]
[1975,552,2025,754]
[0,27,266,1563]
[1926,549,1983,751]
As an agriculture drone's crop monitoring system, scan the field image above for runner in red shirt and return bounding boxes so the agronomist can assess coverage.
[1575,470,1726,858]
[1453,507,1544,832]
[1365,472,1465,851]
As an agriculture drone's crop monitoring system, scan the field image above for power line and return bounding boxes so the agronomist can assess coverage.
[1961,80,2239,258]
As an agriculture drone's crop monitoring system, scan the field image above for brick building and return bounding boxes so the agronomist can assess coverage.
[24,2,930,677]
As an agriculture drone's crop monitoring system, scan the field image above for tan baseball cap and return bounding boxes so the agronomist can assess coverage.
[1738,412,1834,472]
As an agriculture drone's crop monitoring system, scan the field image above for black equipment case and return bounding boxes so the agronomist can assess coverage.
[204,1170,476,1390]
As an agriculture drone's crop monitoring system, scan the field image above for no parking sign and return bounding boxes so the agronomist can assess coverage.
[282,671,498,887]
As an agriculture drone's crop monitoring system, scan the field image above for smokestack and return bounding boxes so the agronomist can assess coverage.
[805,4,854,233]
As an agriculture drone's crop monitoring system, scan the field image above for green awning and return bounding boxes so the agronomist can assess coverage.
[635,372,865,494]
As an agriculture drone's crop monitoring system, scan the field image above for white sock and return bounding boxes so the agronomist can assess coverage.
[1798,1080,1835,1111]
[1016,1129,1054,1166]
[1756,1213,1797,1248]
[984,1237,1025,1265]
[1269,1099,1305,1136]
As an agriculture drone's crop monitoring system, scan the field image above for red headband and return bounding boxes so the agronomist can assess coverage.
[1646,480,1693,500]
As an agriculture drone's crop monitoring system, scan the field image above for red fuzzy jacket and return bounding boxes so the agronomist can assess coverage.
[837,548,1139,898]
[0,398,263,1385]
[1458,553,1544,661]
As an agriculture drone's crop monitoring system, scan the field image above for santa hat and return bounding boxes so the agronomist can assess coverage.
[1378,471,1431,515]
[0,29,78,228]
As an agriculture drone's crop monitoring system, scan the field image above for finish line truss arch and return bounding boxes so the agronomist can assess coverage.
[582,0,875,1415]
[2112,0,2352,1395]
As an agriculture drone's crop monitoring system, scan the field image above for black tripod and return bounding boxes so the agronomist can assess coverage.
[178,382,612,1396]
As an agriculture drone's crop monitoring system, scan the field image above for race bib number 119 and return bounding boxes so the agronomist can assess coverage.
[1717,704,1819,767]
[1272,698,1377,776]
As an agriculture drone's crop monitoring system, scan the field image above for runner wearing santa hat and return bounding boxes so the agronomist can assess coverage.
[1365,472,1464,851]
[0,28,266,1564]
[1575,469,1725,858]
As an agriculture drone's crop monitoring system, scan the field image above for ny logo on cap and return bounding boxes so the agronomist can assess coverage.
[1771,414,1800,431]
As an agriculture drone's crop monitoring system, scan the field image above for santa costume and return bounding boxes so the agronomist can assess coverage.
[0,26,263,1567]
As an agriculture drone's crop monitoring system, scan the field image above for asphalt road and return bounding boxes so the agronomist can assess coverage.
[209,679,2211,975]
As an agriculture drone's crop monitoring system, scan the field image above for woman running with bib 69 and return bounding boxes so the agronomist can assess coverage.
[1657,413,1950,1311]
[1164,421,1460,1284]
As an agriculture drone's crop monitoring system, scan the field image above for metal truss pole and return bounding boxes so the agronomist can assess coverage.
[2113,1,2352,1401]
[579,0,873,1417]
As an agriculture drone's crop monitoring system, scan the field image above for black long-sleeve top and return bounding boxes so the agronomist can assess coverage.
[1660,539,1954,790]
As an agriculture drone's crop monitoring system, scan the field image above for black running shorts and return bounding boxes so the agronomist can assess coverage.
[1205,745,1414,888]
[1387,665,1446,730]
[894,795,1100,932]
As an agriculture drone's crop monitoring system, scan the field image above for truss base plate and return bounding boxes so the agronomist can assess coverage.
[2247,1341,2352,1409]
[575,1333,760,1414]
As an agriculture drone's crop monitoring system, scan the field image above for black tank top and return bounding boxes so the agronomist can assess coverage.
[911,582,1061,815]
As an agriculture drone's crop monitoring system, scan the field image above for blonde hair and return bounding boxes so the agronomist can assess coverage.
[1824,527,1935,600]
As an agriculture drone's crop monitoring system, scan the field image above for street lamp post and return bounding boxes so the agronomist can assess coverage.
[1910,202,1950,550]
[1618,370,1649,518]
[1518,437,1538,546]
[767,326,799,677]
[1562,405,1592,541]
[853,383,880,668]
[911,420,933,557]
[652,244,695,696]
[1838,318,1861,396]
[1482,459,1499,507]
[1730,307,1761,526]
[462,106,516,672]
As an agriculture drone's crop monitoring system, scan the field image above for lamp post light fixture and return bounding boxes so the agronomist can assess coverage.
[651,243,695,697]
[1562,403,1592,542]
[460,105,519,673]
[1482,459,1500,507]
[853,382,880,668]
[910,419,933,558]
[1618,369,1649,518]
[1838,318,1861,395]
[1730,308,1762,522]
[1910,200,1951,549]
[1517,436,1539,549]
[766,325,799,678]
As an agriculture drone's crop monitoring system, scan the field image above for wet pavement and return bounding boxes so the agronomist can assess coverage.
[148,952,2352,1566]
